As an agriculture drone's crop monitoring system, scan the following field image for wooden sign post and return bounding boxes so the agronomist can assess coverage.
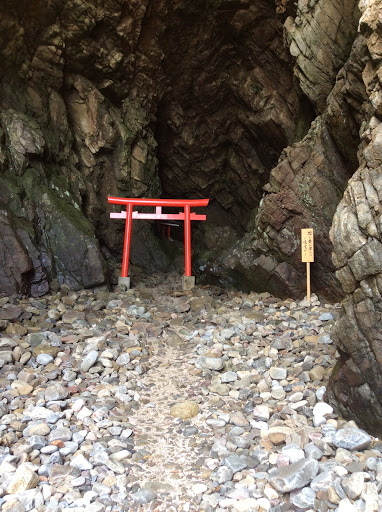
[301,228,314,301]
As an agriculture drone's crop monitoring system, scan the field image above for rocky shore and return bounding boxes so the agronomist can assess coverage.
[0,273,380,512]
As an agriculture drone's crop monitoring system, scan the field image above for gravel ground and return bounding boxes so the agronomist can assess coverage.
[0,273,381,512]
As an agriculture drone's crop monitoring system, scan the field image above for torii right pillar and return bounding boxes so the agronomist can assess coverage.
[182,203,195,291]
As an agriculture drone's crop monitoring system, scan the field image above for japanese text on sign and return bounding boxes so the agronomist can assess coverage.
[301,229,314,262]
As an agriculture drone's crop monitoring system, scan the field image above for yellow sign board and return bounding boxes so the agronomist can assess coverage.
[301,228,314,263]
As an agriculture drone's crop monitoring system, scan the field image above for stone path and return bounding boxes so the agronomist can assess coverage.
[0,273,381,512]
[127,342,207,511]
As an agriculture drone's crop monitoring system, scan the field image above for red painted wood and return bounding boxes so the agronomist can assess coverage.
[108,197,209,207]
[184,204,191,276]
[110,212,206,220]
[108,197,208,278]
[121,203,133,278]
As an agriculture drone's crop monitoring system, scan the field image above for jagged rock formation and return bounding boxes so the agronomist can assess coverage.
[0,0,312,295]
[203,0,365,300]
[327,0,382,437]
[0,0,363,299]
[0,0,165,295]
[1,0,382,432]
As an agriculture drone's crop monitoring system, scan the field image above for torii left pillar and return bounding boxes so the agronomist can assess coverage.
[108,197,209,290]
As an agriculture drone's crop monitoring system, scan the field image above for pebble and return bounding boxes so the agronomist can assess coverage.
[221,371,238,383]
[70,454,93,470]
[0,273,379,512]
[281,444,305,463]
[132,489,157,504]
[7,464,39,493]
[342,472,365,500]
[290,487,316,508]
[253,405,270,421]
[313,401,334,417]
[199,356,225,371]
[215,466,234,483]
[269,367,287,380]
[192,483,208,494]
[170,401,199,419]
[36,353,54,365]
[319,312,334,321]
[333,428,372,451]
[80,350,99,372]
[269,458,319,492]
[233,498,260,511]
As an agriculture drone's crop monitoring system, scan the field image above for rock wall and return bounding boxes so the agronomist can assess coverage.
[156,0,304,232]
[0,1,378,304]
[204,0,365,300]
[0,0,312,295]
[327,0,382,437]
[0,0,168,295]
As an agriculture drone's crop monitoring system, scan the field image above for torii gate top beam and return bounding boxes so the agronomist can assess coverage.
[108,197,209,208]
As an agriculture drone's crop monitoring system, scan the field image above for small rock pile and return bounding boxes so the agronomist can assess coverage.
[0,273,380,512]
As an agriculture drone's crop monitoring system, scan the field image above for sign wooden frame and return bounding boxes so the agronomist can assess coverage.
[301,228,314,301]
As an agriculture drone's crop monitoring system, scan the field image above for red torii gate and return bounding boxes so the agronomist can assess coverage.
[108,196,209,289]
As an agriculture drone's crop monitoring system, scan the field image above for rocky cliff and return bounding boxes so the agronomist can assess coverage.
[327,0,382,437]
[1,0,382,433]
[0,0,362,299]
[0,0,317,296]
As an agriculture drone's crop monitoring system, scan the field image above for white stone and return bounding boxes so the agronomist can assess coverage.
[233,498,259,511]
[263,484,279,500]
[192,483,208,494]
[316,386,326,400]
[313,402,333,417]
[253,405,270,421]
[269,367,287,380]
[219,498,238,508]
[77,407,92,421]
[72,476,86,487]
[7,464,39,493]
[72,398,85,412]
[36,354,54,365]
[80,350,99,372]
[257,498,271,510]
[70,454,93,470]
[116,353,130,366]
[281,444,305,464]
[313,415,327,427]
[87,503,106,512]
[334,466,348,477]
[342,472,365,500]
[109,450,131,461]
[337,499,358,512]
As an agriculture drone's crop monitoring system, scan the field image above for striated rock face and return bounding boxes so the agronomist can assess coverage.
[207,118,353,300]
[204,0,365,300]
[284,0,360,113]
[0,0,310,294]
[0,0,382,436]
[0,0,165,294]
[327,0,382,437]
[157,0,304,232]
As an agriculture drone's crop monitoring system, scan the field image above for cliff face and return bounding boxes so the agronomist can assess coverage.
[0,0,363,298]
[327,0,382,437]
[0,0,315,297]
[1,0,382,431]
[0,0,164,296]
[206,0,364,300]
